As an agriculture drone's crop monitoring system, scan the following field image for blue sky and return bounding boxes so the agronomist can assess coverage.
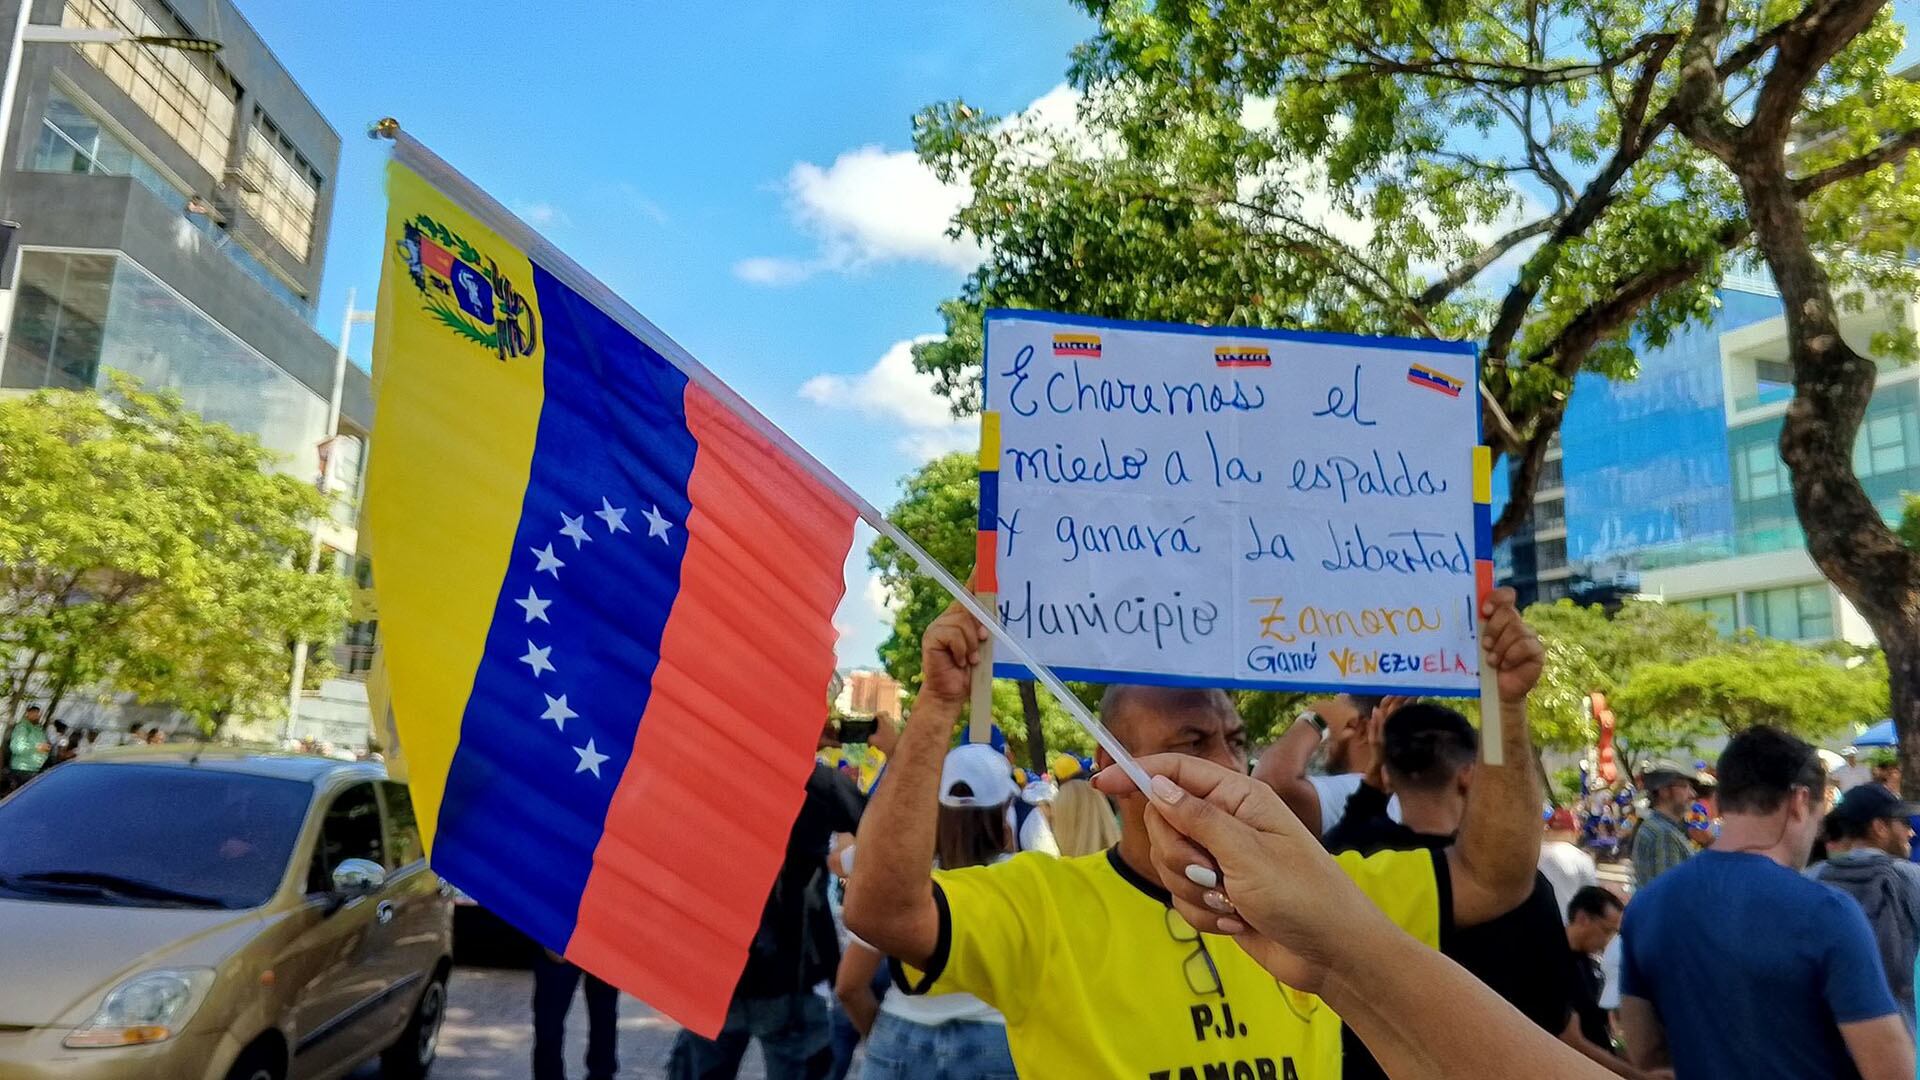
[238,0,1096,669]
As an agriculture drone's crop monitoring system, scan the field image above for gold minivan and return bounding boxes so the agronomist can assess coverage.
[0,747,453,1080]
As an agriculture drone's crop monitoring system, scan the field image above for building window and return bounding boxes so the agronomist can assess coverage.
[1,251,114,390]
[1855,411,1912,477]
[1742,584,1834,642]
[1536,537,1568,570]
[1734,442,1784,499]
[30,87,182,208]
[1534,497,1565,529]
[3,249,329,480]
[237,118,320,261]
[1538,580,1570,602]
[1537,457,1563,490]
[1676,594,1738,637]
[62,0,236,179]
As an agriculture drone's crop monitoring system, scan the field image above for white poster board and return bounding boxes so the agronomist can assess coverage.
[979,310,1491,696]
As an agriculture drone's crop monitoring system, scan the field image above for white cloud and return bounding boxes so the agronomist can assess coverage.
[799,335,973,460]
[865,573,900,623]
[516,202,571,229]
[737,84,1086,285]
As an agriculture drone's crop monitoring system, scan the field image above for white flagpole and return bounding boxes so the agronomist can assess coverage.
[374,122,1154,796]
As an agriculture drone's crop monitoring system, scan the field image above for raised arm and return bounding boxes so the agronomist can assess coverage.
[1447,588,1546,927]
[841,602,981,968]
[1251,698,1358,840]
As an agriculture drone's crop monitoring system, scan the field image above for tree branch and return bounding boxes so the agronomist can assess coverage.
[1416,215,1563,308]
[1790,128,1920,193]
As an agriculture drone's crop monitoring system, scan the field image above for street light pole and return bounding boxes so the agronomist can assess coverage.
[285,288,372,743]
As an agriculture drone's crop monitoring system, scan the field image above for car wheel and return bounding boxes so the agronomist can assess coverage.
[224,1042,283,1080]
[380,973,447,1080]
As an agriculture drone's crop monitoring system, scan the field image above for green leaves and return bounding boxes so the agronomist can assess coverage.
[0,376,348,732]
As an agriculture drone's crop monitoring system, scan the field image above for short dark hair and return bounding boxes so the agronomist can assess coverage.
[1716,727,1825,815]
[1344,694,1384,718]
[1383,704,1478,792]
[1099,685,1237,750]
[23,705,39,714]
[1825,807,1853,842]
[1567,885,1623,923]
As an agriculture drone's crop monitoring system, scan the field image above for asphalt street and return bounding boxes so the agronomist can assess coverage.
[349,966,773,1080]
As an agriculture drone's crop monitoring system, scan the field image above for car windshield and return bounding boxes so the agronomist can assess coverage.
[0,763,312,909]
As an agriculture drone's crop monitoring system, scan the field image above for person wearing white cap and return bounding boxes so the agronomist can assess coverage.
[834,744,1016,1080]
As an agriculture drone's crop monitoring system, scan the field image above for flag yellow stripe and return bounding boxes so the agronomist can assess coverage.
[365,161,548,854]
[978,411,1000,472]
[1473,445,1493,504]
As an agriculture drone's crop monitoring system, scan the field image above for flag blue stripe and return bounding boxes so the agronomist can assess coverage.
[432,264,697,951]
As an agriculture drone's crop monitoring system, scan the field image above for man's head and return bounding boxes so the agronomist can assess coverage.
[1099,686,1247,773]
[1640,761,1697,815]
[1545,806,1579,840]
[1320,693,1381,773]
[1828,783,1920,859]
[22,705,40,724]
[1716,727,1828,866]
[1383,704,1477,794]
[1870,749,1902,792]
[1565,886,1624,956]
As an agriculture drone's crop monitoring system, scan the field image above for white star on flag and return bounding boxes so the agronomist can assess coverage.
[595,497,629,534]
[542,693,577,731]
[643,504,674,544]
[574,739,609,778]
[532,544,565,578]
[559,513,594,549]
[515,587,552,624]
[519,642,554,677]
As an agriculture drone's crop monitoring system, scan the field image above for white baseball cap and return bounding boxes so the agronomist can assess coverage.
[940,744,1018,808]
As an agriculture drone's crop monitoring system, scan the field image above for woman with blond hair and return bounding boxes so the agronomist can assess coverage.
[1049,777,1121,857]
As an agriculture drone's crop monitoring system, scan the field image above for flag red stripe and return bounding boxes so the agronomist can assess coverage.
[565,384,856,1036]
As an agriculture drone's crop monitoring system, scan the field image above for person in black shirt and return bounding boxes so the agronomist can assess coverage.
[1323,703,1580,1080]
[1565,887,1628,1056]
[668,760,866,1080]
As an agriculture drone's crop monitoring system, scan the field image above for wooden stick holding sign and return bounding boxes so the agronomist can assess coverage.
[1474,445,1503,767]
[970,593,994,744]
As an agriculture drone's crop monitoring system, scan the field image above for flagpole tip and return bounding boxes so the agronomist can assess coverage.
[370,117,401,141]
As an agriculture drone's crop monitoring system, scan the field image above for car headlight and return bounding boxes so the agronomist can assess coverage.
[64,968,215,1048]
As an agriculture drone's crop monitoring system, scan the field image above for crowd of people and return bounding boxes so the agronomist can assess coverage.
[517,588,1918,1079]
[0,703,178,794]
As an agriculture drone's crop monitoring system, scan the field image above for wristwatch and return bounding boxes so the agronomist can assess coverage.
[1297,710,1329,740]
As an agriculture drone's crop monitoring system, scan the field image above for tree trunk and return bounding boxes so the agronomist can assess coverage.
[1018,679,1046,775]
[1723,84,1920,793]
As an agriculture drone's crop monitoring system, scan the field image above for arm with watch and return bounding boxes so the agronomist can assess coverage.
[1250,698,1354,841]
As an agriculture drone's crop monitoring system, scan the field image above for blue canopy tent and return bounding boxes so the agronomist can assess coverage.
[1852,720,1898,748]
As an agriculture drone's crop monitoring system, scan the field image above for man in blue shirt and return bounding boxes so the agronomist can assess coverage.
[1620,727,1914,1080]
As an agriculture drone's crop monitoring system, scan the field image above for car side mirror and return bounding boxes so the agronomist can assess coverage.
[330,858,386,901]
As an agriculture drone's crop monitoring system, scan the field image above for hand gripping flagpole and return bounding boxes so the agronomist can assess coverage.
[374,121,1156,797]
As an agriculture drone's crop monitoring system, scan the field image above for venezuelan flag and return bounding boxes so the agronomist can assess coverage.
[367,147,855,1035]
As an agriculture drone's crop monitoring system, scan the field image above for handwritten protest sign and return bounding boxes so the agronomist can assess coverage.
[977,310,1491,696]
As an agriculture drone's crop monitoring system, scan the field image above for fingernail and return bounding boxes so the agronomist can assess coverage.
[1184,864,1219,889]
[1151,775,1185,804]
[1203,890,1234,913]
[1218,917,1248,934]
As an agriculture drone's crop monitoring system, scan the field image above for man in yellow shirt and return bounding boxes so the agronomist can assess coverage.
[845,589,1546,1079]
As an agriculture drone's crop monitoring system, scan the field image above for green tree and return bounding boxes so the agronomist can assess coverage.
[1612,639,1888,744]
[0,376,347,734]
[910,0,1920,785]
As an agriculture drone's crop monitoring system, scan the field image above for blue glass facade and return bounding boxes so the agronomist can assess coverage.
[1559,288,1783,579]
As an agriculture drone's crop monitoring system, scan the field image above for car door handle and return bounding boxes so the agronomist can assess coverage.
[376,901,396,926]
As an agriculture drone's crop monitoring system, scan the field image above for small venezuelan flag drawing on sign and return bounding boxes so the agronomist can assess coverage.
[1053,333,1102,358]
[1407,362,1464,397]
[1214,345,1272,368]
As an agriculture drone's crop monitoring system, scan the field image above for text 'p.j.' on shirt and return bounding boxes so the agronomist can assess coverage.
[894,848,1446,1079]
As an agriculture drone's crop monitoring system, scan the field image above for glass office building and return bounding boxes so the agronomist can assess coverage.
[1498,281,1919,646]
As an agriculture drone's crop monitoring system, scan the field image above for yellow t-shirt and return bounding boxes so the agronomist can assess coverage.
[895,847,1444,1079]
